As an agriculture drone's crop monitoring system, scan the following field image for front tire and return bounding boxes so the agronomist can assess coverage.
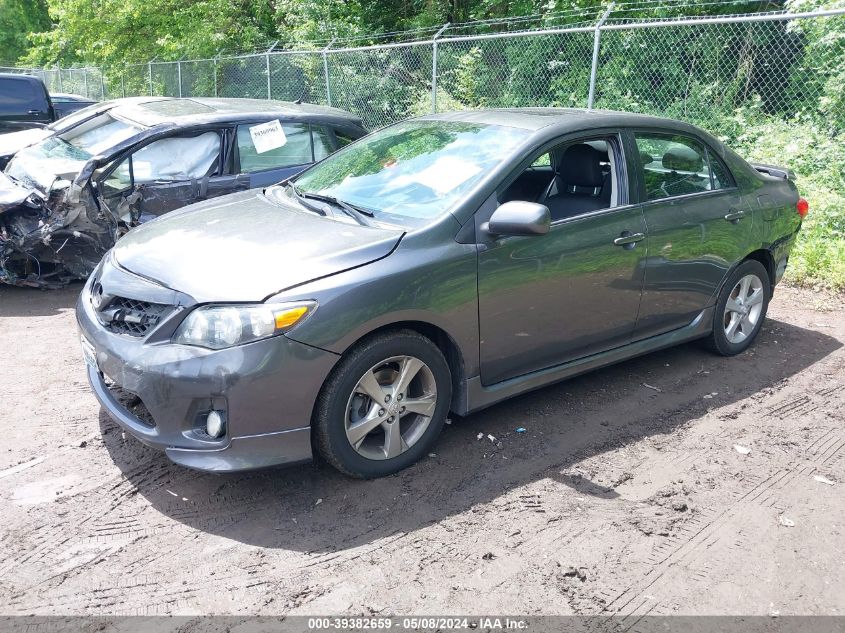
[313,330,452,478]
[705,259,770,356]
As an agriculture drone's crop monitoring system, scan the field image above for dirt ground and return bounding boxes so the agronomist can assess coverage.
[0,283,843,617]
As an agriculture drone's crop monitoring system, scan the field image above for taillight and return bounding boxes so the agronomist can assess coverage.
[796,198,809,218]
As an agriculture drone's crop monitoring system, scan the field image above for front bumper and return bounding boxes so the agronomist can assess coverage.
[76,264,340,472]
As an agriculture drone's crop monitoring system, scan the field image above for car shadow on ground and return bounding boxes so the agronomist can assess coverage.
[98,317,841,553]
[0,284,82,317]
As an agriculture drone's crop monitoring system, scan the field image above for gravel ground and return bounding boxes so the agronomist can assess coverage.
[0,283,843,616]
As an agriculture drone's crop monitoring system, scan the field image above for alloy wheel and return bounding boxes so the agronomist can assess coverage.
[344,355,438,460]
[723,273,765,344]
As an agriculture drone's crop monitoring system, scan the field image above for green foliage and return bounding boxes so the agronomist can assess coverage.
[3,0,844,289]
[0,0,50,65]
[717,109,845,290]
[20,0,277,68]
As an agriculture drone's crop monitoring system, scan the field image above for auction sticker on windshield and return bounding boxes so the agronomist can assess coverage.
[249,119,287,154]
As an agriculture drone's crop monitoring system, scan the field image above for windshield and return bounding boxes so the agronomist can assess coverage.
[48,101,112,133]
[63,113,142,155]
[286,120,528,225]
[6,113,142,192]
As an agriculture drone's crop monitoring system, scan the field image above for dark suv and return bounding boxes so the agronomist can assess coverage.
[0,73,94,132]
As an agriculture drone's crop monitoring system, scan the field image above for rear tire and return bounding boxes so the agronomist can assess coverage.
[705,259,770,356]
[313,330,451,478]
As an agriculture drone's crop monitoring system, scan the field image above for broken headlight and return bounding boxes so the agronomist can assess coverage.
[172,302,316,350]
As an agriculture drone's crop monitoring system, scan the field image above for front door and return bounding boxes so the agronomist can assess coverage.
[477,134,647,386]
[98,129,233,223]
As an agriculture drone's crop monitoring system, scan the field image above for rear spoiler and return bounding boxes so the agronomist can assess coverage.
[751,162,795,180]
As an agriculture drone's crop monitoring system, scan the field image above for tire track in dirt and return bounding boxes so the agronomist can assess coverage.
[598,378,845,621]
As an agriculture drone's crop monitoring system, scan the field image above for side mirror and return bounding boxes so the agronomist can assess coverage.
[486,201,551,237]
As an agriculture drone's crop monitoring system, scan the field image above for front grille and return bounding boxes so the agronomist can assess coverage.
[104,378,157,428]
[101,296,171,337]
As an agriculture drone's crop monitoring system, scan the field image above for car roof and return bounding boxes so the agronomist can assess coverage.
[110,97,362,128]
[419,107,713,138]
[0,73,41,81]
[51,93,95,101]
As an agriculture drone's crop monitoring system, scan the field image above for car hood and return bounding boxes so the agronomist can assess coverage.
[0,171,39,213]
[112,189,405,303]
[0,127,51,158]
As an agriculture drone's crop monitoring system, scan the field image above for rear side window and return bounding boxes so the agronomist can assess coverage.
[236,121,314,173]
[0,78,43,113]
[635,133,727,200]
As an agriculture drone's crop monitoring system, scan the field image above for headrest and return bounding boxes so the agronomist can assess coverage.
[555,144,604,188]
[662,145,703,172]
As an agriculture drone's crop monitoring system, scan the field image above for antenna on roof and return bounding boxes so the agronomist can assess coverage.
[293,91,305,105]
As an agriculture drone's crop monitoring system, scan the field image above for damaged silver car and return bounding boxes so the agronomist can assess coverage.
[0,97,366,287]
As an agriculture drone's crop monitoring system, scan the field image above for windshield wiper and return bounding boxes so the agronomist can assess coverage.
[298,190,377,227]
[285,182,327,216]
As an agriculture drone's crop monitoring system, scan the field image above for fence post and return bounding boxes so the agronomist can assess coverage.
[83,68,89,98]
[265,42,278,100]
[100,69,105,100]
[121,73,126,98]
[323,38,336,107]
[57,62,63,92]
[431,23,451,114]
[587,3,614,110]
[177,60,183,97]
[213,50,221,97]
[148,59,154,96]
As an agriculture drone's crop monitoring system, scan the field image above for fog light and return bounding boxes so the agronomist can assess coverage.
[206,410,226,438]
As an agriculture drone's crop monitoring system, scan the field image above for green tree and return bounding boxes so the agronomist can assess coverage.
[0,0,50,65]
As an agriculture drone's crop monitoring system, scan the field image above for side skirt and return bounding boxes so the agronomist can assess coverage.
[458,306,714,415]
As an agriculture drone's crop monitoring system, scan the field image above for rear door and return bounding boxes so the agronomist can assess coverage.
[235,120,336,187]
[629,130,752,339]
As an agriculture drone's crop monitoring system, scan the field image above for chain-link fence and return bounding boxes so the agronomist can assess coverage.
[5,5,845,136]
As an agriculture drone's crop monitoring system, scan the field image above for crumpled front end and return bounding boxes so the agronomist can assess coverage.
[0,171,118,288]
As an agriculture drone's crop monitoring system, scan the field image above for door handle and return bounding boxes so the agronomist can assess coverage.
[613,231,645,249]
[27,109,42,115]
[724,209,746,223]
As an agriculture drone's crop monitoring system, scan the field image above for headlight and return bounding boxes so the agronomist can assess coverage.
[172,302,316,349]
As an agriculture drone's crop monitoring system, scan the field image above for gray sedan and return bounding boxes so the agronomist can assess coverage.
[76,108,806,478]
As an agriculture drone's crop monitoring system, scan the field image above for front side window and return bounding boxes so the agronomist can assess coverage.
[102,131,220,193]
[635,133,723,200]
[288,120,528,225]
[501,138,618,221]
[236,121,314,173]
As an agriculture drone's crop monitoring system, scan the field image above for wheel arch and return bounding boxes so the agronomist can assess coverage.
[743,248,776,292]
[310,320,468,426]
